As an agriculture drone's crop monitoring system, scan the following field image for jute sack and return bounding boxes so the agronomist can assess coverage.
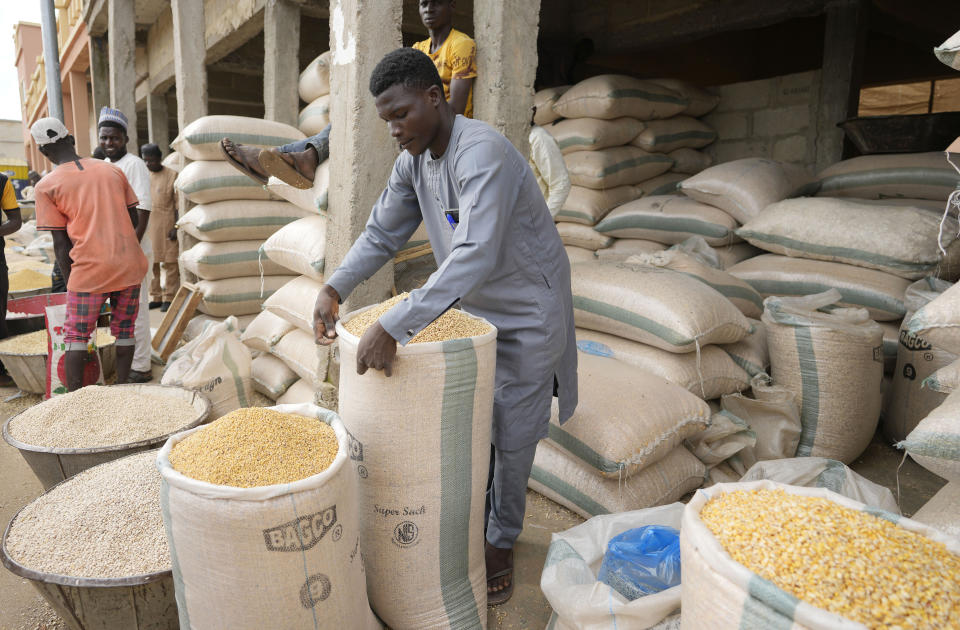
[266,160,330,214]
[721,373,801,461]
[668,147,713,174]
[196,275,295,317]
[904,279,960,354]
[298,51,331,102]
[555,184,639,226]
[171,115,305,162]
[631,116,716,153]
[936,30,960,70]
[533,85,570,125]
[251,353,298,399]
[263,275,325,332]
[545,117,644,154]
[924,358,960,394]
[161,151,183,173]
[529,442,705,519]
[241,310,296,353]
[336,306,497,629]
[684,411,757,468]
[763,290,883,463]
[596,195,740,247]
[679,158,813,224]
[814,152,960,201]
[884,278,955,442]
[177,200,311,242]
[711,242,761,270]
[727,254,910,321]
[737,197,960,280]
[595,239,666,262]
[571,260,752,352]
[298,95,330,136]
[273,329,329,386]
[553,75,688,121]
[547,351,710,477]
[175,160,277,204]
[564,246,594,264]
[911,482,960,539]
[647,79,719,117]
[161,316,252,419]
[565,146,674,189]
[557,222,613,250]
[680,481,960,630]
[157,403,378,630]
[899,390,960,482]
[719,318,768,377]
[576,328,750,399]
[633,173,685,197]
[260,216,327,281]
[180,240,287,280]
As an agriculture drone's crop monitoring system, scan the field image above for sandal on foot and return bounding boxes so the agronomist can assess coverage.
[258,149,315,189]
[487,563,514,606]
[219,139,269,185]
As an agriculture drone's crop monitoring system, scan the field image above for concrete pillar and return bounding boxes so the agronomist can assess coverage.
[264,0,301,127]
[147,92,170,154]
[67,71,91,157]
[89,36,110,126]
[108,0,138,150]
[473,0,541,159]
[325,0,402,310]
[171,0,208,130]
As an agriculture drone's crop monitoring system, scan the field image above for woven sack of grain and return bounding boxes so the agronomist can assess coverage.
[250,353,298,399]
[175,160,277,204]
[571,260,752,352]
[596,195,740,247]
[680,481,958,630]
[564,246,594,264]
[44,304,104,396]
[533,85,570,125]
[911,482,960,538]
[171,115,305,162]
[273,328,329,386]
[647,79,719,117]
[900,390,960,483]
[925,358,960,394]
[557,222,613,250]
[595,239,666,262]
[157,403,377,629]
[555,184,639,226]
[299,51,331,102]
[679,158,813,224]
[738,197,960,280]
[883,278,955,442]
[263,275,324,332]
[634,173,686,197]
[721,374,801,461]
[274,379,314,405]
[565,146,674,189]
[299,95,330,136]
[545,117,644,154]
[576,329,749,399]
[719,318,767,377]
[815,152,960,201]
[24,234,54,263]
[529,441,705,520]
[335,306,496,628]
[265,160,330,214]
[631,116,716,153]
[763,290,883,463]
[553,75,688,121]
[161,316,252,419]
[684,410,757,467]
[241,310,296,353]
[161,151,183,173]
[260,216,327,281]
[728,254,910,322]
[904,280,960,354]
[196,275,295,317]
[177,200,311,242]
[179,240,287,280]
[712,242,761,270]
[668,148,713,175]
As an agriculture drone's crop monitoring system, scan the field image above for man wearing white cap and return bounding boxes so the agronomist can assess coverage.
[98,106,154,383]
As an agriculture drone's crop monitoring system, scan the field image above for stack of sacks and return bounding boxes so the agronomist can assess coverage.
[173,116,308,318]
[297,51,331,135]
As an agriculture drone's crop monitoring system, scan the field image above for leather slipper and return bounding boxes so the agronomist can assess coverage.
[258,148,315,190]
[219,139,269,185]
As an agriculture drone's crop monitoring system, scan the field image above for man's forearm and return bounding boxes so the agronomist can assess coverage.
[0,209,23,237]
[135,208,150,242]
[52,232,74,286]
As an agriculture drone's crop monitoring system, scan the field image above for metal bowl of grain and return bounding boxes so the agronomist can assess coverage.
[2,384,211,490]
[0,328,117,395]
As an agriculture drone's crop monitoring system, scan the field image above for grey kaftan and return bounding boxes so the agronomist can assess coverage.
[326,116,577,449]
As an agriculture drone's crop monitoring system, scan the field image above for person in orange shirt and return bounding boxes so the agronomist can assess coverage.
[31,118,149,389]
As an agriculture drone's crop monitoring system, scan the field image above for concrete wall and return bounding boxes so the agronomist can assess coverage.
[702,70,821,169]
[0,121,26,160]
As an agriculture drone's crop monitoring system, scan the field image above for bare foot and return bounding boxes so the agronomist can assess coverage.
[221,138,270,182]
[486,541,514,606]
[272,147,319,181]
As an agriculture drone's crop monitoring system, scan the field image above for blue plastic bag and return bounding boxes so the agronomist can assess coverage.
[596,525,681,600]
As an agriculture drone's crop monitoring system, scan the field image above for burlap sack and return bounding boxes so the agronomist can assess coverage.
[553,75,688,121]
[266,160,331,214]
[177,200,310,242]
[596,194,739,246]
[647,79,719,117]
[298,95,330,136]
[263,275,325,332]
[196,275,296,317]
[176,160,277,204]
[533,85,570,125]
[529,442,705,519]
[545,117,644,154]
[911,482,960,539]
[555,184,639,226]
[564,246,595,264]
[261,216,327,281]
[171,115,305,162]
[336,307,497,629]
[900,390,960,483]
[251,353,298,399]
[631,116,716,153]
[738,197,960,280]
[668,148,713,174]
[564,146,674,189]
[273,328,329,386]
[763,290,883,463]
[634,173,686,197]
[571,260,752,352]
[719,318,768,377]
[180,240,287,280]
[157,403,377,630]
[924,358,960,394]
[576,328,749,399]
[557,222,614,250]
[904,279,960,354]
[595,238,667,262]
[298,51,331,102]
[721,374,801,461]
[711,242,761,270]
[240,310,296,353]
[815,152,960,201]
[728,254,910,321]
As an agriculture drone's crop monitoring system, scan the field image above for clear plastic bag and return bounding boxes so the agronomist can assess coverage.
[596,525,681,600]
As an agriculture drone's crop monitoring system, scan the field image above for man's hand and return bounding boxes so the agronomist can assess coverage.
[313,284,341,345]
[356,321,397,377]
[168,228,177,241]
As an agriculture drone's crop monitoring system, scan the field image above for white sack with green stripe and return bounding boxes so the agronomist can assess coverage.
[571,260,752,352]
[241,310,296,353]
[250,353,298,399]
[534,85,570,125]
[904,279,960,354]
[596,195,740,246]
[557,222,613,250]
[175,160,279,204]
[171,115,305,162]
[925,358,960,394]
[899,389,960,483]
[648,78,719,117]
[299,51,331,102]
[634,172,686,197]
[545,117,644,154]
[728,254,910,321]
[272,328,329,387]
[668,147,713,174]
[911,482,960,539]
[160,316,252,420]
[555,184,639,225]
[565,146,674,189]
[180,239,287,280]
[712,242,761,270]
[177,200,311,242]
[196,275,295,317]
[299,95,330,136]
[814,152,960,201]
[631,116,716,153]
[719,318,768,377]
[156,403,378,630]
[162,150,183,173]
[553,75,688,121]
[266,160,330,214]
[762,291,883,464]
[261,216,327,281]
[738,197,960,280]
[263,275,325,332]
[336,307,496,629]
[595,238,666,262]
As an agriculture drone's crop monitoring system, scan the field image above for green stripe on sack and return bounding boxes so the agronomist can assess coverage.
[900,430,960,460]
[672,273,763,309]
[794,327,820,456]
[742,278,905,317]
[595,214,730,239]
[813,459,847,494]
[817,167,960,194]
[180,175,261,194]
[557,136,601,150]
[647,180,682,196]
[725,351,765,377]
[221,342,249,407]
[196,251,262,265]
[195,217,298,232]
[184,132,303,147]
[203,290,277,303]
[438,338,483,628]
[740,575,799,629]
[573,295,693,347]
[543,539,585,569]
[547,425,622,474]
[649,130,716,147]
[609,88,688,105]
[160,480,192,630]
[530,465,609,516]
[596,155,673,178]
[555,209,595,224]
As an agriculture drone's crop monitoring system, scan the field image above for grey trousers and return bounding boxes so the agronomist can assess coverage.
[485,440,539,549]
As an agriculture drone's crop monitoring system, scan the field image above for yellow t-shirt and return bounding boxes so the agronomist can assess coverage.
[413,29,477,118]
[1,179,19,212]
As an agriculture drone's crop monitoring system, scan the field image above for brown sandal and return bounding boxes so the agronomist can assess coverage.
[219,139,269,185]
[486,549,514,606]
[258,148,315,189]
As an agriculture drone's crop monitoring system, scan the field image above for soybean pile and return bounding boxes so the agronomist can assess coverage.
[700,488,960,629]
[344,293,491,343]
[169,408,339,487]
[0,328,115,355]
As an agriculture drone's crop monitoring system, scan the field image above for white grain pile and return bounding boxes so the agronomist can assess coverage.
[5,450,170,578]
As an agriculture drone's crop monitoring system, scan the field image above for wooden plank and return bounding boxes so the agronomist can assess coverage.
[151,283,202,361]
